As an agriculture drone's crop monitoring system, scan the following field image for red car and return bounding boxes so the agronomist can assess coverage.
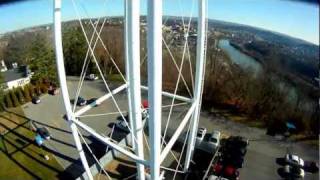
[213,163,240,180]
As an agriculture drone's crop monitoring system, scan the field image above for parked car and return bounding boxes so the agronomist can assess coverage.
[213,162,239,180]
[77,96,87,106]
[282,165,305,179]
[223,165,240,180]
[32,96,41,104]
[220,136,249,169]
[115,120,130,133]
[229,136,249,147]
[304,161,319,173]
[87,98,99,107]
[85,74,98,81]
[221,152,245,169]
[207,130,221,150]
[118,112,148,122]
[303,161,319,173]
[213,162,224,175]
[285,154,304,168]
[196,127,207,146]
[223,136,248,156]
[233,156,244,168]
[36,127,51,140]
[208,175,229,180]
[117,114,129,122]
[48,86,59,95]
[142,99,149,119]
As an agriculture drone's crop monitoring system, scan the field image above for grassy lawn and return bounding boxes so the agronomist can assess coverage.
[107,74,125,83]
[0,108,64,180]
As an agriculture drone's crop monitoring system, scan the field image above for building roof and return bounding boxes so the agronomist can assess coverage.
[2,68,27,82]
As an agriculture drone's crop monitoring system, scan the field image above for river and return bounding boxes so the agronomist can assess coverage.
[218,39,262,74]
[218,39,300,105]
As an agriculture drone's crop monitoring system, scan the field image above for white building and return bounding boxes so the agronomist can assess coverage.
[0,60,7,72]
[1,62,32,90]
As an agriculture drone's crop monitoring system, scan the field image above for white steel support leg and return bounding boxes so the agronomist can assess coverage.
[184,0,207,172]
[125,0,145,180]
[53,0,93,179]
[147,0,162,179]
[124,0,135,151]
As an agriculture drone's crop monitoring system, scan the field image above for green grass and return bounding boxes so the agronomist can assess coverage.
[0,108,63,180]
[107,74,125,83]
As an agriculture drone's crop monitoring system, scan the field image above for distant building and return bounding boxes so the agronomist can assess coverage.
[0,60,7,72]
[1,62,32,90]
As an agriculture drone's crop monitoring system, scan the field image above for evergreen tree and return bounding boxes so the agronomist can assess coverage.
[23,85,32,102]
[35,83,41,96]
[0,73,4,110]
[27,34,58,84]
[16,87,25,104]
[4,93,13,108]
[10,90,20,107]
[63,27,87,76]
[28,85,35,97]
[40,83,48,94]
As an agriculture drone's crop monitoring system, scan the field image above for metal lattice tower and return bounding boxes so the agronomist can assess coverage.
[53,0,207,179]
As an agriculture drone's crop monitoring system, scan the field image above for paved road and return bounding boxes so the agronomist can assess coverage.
[22,77,318,179]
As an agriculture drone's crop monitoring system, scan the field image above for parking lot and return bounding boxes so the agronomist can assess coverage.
[22,77,318,179]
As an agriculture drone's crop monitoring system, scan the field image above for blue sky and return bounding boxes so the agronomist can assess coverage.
[0,0,319,45]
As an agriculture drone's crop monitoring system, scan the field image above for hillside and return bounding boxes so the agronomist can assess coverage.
[206,19,319,87]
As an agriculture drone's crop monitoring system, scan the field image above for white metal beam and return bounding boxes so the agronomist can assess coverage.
[125,0,145,180]
[53,0,93,179]
[74,84,127,117]
[147,0,162,179]
[72,119,148,166]
[184,0,207,171]
[160,102,196,163]
[124,0,135,151]
[141,85,192,103]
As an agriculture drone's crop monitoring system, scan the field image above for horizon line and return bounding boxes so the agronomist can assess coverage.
[1,15,319,46]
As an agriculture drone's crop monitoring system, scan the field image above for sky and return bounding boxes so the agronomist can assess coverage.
[0,0,319,45]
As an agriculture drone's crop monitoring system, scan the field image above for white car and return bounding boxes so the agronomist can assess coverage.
[208,175,228,180]
[207,130,221,150]
[85,74,98,81]
[196,127,207,146]
[283,165,305,178]
[285,154,304,168]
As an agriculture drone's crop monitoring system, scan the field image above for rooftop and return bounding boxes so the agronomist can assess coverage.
[1,66,29,82]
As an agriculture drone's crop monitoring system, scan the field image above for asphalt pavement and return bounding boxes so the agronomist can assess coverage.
[22,77,319,179]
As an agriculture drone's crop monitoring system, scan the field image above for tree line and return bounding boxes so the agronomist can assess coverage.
[2,83,48,109]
